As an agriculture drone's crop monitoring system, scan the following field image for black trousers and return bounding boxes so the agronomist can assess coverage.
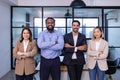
[67,60,83,80]
[16,73,33,80]
[40,56,60,80]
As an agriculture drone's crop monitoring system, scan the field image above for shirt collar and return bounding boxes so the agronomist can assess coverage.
[45,29,55,33]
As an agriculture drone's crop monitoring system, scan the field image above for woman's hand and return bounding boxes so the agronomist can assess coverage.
[17,52,24,56]
[23,52,30,57]
[98,51,103,56]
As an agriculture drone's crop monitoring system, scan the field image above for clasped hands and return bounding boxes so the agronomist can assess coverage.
[17,52,30,59]
[94,51,103,60]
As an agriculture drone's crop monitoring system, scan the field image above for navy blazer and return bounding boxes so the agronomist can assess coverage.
[63,32,87,65]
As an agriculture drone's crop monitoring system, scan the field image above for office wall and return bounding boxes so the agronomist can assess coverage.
[1,0,18,5]
[0,1,11,78]
[93,0,120,6]
[17,0,93,6]
[17,0,120,6]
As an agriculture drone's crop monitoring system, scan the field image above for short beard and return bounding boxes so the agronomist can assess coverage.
[73,28,78,33]
[47,27,54,32]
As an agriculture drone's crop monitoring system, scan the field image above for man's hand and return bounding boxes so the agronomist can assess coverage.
[77,45,87,50]
[55,41,58,44]
[64,43,74,48]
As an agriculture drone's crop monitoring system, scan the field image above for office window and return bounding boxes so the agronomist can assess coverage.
[104,9,120,60]
[34,18,42,27]
[74,18,98,38]
[43,18,66,35]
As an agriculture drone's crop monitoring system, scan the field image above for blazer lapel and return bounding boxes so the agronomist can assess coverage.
[76,33,84,46]
[98,39,104,51]
[76,33,80,46]
[92,40,96,50]
[19,42,24,52]
[26,41,32,52]
[70,32,74,46]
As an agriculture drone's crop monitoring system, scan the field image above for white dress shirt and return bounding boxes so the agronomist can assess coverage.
[72,34,78,59]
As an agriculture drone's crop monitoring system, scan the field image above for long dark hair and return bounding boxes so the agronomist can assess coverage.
[20,27,32,42]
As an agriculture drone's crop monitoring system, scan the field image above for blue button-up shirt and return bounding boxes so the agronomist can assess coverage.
[37,29,64,59]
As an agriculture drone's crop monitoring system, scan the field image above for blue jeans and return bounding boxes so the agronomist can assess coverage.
[89,62,105,80]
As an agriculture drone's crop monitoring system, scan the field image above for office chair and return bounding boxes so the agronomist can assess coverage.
[105,58,119,80]
[33,54,40,80]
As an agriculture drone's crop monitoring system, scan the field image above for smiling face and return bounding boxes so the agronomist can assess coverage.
[72,21,80,33]
[93,28,102,39]
[46,18,55,32]
[20,27,32,42]
[22,29,30,40]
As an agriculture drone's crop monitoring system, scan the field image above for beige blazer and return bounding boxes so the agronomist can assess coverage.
[87,39,108,71]
[13,40,38,75]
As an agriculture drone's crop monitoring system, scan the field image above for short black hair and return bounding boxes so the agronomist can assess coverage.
[45,17,55,23]
[72,20,80,26]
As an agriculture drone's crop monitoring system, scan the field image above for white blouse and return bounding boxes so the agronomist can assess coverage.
[95,39,101,56]
[23,41,29,52]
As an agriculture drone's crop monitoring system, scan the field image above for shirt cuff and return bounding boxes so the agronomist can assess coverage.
[29,52,32,57]
[50,41,56,46]
[74,47,77,52]
[17,55,21,60]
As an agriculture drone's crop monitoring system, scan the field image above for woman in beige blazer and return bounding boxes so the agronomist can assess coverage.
[87,27,108,80]
[13,27,38,80]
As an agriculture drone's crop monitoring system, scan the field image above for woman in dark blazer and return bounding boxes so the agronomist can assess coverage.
[13,27,38,80]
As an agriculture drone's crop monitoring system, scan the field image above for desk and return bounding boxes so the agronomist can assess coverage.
[35,63,90,80]
[59,56,90,80]
[35,55,90,80]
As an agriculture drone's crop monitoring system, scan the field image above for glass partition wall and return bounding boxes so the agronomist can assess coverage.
[104,8,120,61]
[11,6,120,68]
[73,8,102,38]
